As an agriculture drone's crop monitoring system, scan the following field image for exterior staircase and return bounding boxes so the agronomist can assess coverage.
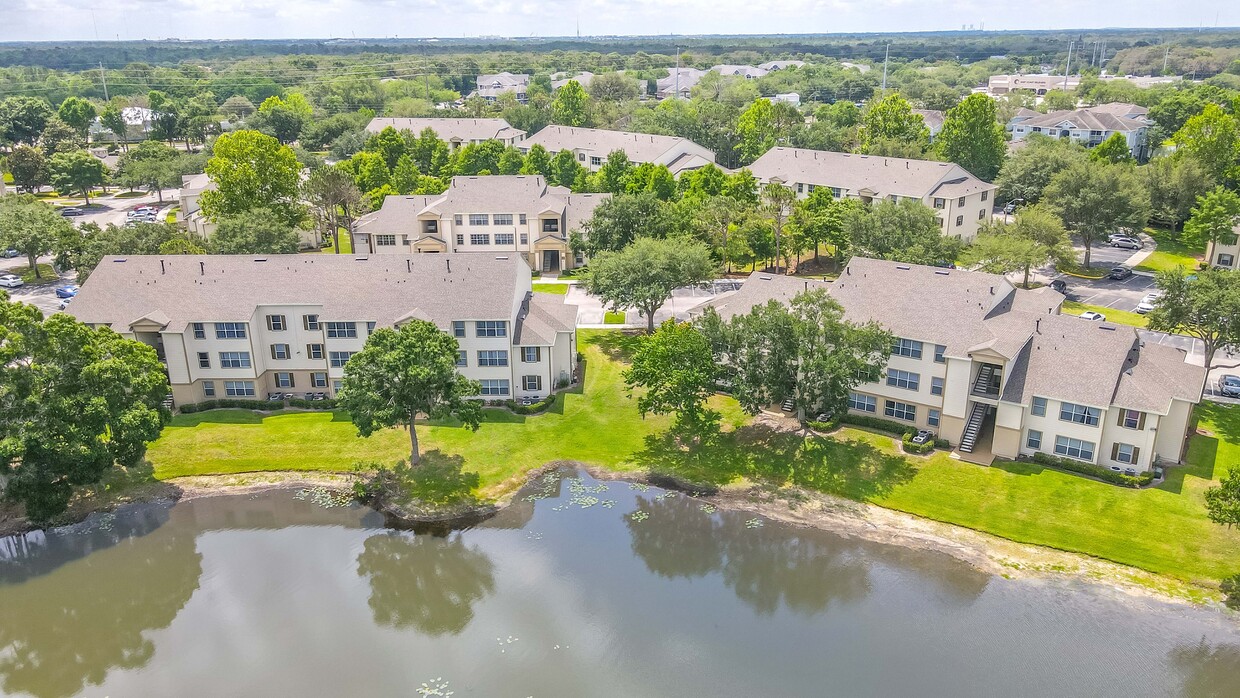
[972,364,998,396]
[781,396,796,412]
[959,402,988,453]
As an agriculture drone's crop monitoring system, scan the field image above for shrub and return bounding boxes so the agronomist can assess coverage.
[901,431,936,454]
[288,397,337,409]
[178,398,300,413]
[504,393,558,415]
[805,418,839,432]
[1030,452,1154,487]
[1221,574,1240,610]
[840,413,918,437]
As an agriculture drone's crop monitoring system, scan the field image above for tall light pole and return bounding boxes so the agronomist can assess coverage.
[881,42,890,95]
[1062,41,1073,91]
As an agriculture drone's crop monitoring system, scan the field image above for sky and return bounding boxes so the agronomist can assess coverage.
[0,0,1236,43]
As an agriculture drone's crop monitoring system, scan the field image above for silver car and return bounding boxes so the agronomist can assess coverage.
[1221,375,1240,398]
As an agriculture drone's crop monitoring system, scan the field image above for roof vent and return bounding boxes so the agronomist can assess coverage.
[759,275,773,280]
[1100,325,1117,331]
[934,270,949,276]
[113,258,127,263]
[253,257,267,262]
[895,265,911,271]
[355,256,369,261]
[495,256,509,260]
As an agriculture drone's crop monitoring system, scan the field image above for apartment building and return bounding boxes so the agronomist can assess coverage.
[472,73,531,103]
[353,175,608,273]
[1007,103,1152,160]
[363,118,527,149]
[746,147,997,242]
[520,126,717,176]
[1205,225,1240,270]
[987,74,1081,95]
[67,254,578,407]
[701,259,1205,471]
[177,172,216,238]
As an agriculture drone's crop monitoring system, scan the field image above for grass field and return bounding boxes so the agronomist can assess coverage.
[604,311,626,324]
[1062,300,1149,328]
[16,264,60,285]
[1135,228,1204,274]
[532,283,569,295]
[147,330,1240,586]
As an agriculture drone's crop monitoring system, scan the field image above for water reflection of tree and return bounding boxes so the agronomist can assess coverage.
[626,495,870,616]
[356,531,496,636]
[1169,640,1240,698]
[0,524,202,698]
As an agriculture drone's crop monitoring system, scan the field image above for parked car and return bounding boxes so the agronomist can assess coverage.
[1221,375,1240,398]
[55,284,79,299]
[1108,266,1133,280]
[0,273,24,288]
[59,207,83,217]
[1003,198,1026,215]
[911,430,934,445]
[1136,292,1161,314]
[1,249,20,258]
[1111,237,1142,250]
[1079,311,1106,321]
[1050,279,1068,293]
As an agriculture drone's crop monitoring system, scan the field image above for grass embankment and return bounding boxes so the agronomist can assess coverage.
[1135,228,1204,274]
[1062,300,1149,328]
[532,283,569,295]
[147,330,1240,586]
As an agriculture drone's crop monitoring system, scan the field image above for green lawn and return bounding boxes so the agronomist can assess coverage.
[306,229,354,255]
[1062,300,1149,328]
[532,283,569,295]
[1135,228,1204,274]
[147,330,1240,586]
[604,311,626,324]
[17,264,59,285]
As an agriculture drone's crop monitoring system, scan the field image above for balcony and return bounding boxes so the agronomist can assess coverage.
[971,363,1002,399]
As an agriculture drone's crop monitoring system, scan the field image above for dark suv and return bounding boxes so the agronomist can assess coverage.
[1108,266,1133,281]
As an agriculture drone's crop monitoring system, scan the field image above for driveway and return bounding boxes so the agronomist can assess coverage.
[567,279,741,326]
[70,189,179,229]
[1060,271,1159,313]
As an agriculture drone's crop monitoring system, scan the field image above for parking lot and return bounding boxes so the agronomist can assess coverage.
[1061,270,1159,314]
[5,280,72,316]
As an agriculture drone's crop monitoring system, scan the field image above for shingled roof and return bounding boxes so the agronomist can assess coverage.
[364,117,526,142]
[747,147,995,199]
[521,126,715,166]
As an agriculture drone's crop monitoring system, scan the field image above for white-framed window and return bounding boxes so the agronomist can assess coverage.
[886,369,920,391]
[1118,408,1144,430]
[519,214,527,224]
[542,219,560,232]
[1032,396,1047,416]
[197,352,210,368]
[275,372,294,388]
[311,372,328,388]
[981,190,989,202]
[224,380,256,397]
[933,344,946,363]
[519,233,528,244]
[376,234,397,246]
[495,233,515,245]
[797,183,804,193]
[452,321,465,337]
[892,338,923,359]
[577,152,586,161]
[303,314,320,331]
[457,350,468,367]
[480,379,510,396]
[477,350,509,367]
[1059,401,1100,426]
[955,215,964,227]
[326,322,357,338]
[332,380,343,392]
[192,322,205,339]
[366,322,376,335]
[219,351,251,368]
[523,346,541,362]
[215,322,246,339]
[523,375,543,391]
[203,380,215,397]
[928,409,940,427]
[930,377,944,396]
[476,321,506,337]
[454,214,463,225]
[401,235,410,246]
[978,209,986,220]
[1113,442,1140,465]
[830,187,842,198]
[884,400,916,421]
[1026,429,1042,449]
[456,234,465,246]
[888,194,897,203]
[469,214,489,226]
[271,344,290,360]
[957,196,966,207]
[266,314,286,331]
[848,392,876,412]
[470,233,490,245]
[307,343,324,359]
[329,351,355,368]
[494,214,514,226]
[1054,435,1095,461]
[590,156,602,166]
[1218,253,1235,267]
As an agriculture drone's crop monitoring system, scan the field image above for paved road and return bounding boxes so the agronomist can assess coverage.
[567,279,741,326]
[1059,270,1159,313]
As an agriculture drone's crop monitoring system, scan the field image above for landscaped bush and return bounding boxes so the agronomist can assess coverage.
[504,393,557,415]
[289,397,337,409]
[840,413,918,437]
[805,418,839,432]
[178,398,285,413]
[1030,452,1154,487]
[901,432,936,455]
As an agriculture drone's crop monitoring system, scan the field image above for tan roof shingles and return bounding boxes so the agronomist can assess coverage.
[364,117,525,142]
[747,147,994,199]
[699,272,831,321]
[522,126,713,165]
[514,293,578,345]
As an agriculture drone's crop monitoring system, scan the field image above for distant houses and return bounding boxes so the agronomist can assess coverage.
[654,60,808,99]
[471,72,531,103]
[987,74,1081,96]
[519,126,716,175]
[364,118,527,149]
[1007,103,1152,160]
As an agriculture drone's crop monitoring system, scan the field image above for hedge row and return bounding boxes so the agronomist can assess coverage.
[178,398,335,413]
[1030,451,1154,487]
[839,413,950,449]
[504,393,558,415]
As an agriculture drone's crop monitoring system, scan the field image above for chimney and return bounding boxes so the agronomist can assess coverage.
[199,261,205,276]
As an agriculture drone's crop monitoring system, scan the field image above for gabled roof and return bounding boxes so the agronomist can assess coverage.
[522,126,714,165]
[513,293,577,345]
[747,147,994,199]
[364,117,525,142]
[698,272,832,321]
[913,109,945,133]
[1014,105,1150,133]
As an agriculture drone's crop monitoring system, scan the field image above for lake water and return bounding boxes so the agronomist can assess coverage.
[1,468,1238,698]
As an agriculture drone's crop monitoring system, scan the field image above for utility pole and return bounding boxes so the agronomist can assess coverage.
[881,42,890,95]
[1162,45,1171,74]
[1062,41,1073,90]
[674,46,680,99]
[99,62,109,101]
[1090,42,1097,68]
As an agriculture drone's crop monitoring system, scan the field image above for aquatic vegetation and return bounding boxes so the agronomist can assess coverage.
[294,486,353,508]
[416,678,453,696]
[699,503,717,514]
[630,511,650,522]
[745,518,764,529]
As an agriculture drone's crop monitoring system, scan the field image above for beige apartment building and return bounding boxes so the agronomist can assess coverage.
[703,259,1205,472]
[746,147,997,242]
[353,175,608,274]
[519,126,717,176]
[363,118,527,149]
[1204,226,1240,271]
[68,254,578,407]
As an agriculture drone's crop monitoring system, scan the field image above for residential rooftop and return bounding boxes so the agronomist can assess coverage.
[746,147,995,198]
[521,125,713,167]
[363,117,526,142]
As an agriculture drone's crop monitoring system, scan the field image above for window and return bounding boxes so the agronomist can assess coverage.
[955,215,964,227]
[1118,409,1145,430]
[271,344,290,360]
[366,322,376,335]
[848,392,877,413]
[454,214,463,225]
[577,152,586,161]
[197,352,210,369]
[475,321,506,337]
[215,322,246,339]
[470,233,490,245]
[830,187,842,198]
[523,375,543,391]
[326,322,357,338]
[192,322,205,339]
[402,235,410,246]
[519,233,528,245]
[333,380,343,393]
[928,409,940,428]
[1113,443,1140,465]
[884,400,917,421]
[480,379,510,396]
[219,351,251,368]
[888,194,897,203]
[978,209,986,220]
[1054,436,1095,461]
[495,233,515,245]
[469,214,489,226]
[307,344,324,359]
[892,338,923,359]
[456,234,465,246]
[311,372,328,388]
[519,214,527,224]
[796,183,804,193]
[203,380,215,397]
[1059,401,1100,426]
[957,196,966,207]
[477,350,509,367]
[457,350,468,367]
[1032,396,1047,416]
[933,198,945,209]
[452,321,465,338]
[590,156,602,166]
[523,346,541,363]
[981,190,989,202]
[1026,429,1042,449]
[934,344,946,363]
[930,377,944,396]
[303,314,320,331]
[542,219,559,233]
[494,214,513,226]
[275,372,294,388]
[329,351,355,368]
[376,234,397,246]
[936,217,945,228]
[886,368,920,391]
[224,380,256,397]
[1219,253,1235,267]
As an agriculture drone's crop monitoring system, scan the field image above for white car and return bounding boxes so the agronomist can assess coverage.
[1136,293,1161,314]
[1079,311,1106,322]
[0,274,24,289]
[1111,237,1142,250]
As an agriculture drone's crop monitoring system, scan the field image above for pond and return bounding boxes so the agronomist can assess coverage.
[1,469,1238,697]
